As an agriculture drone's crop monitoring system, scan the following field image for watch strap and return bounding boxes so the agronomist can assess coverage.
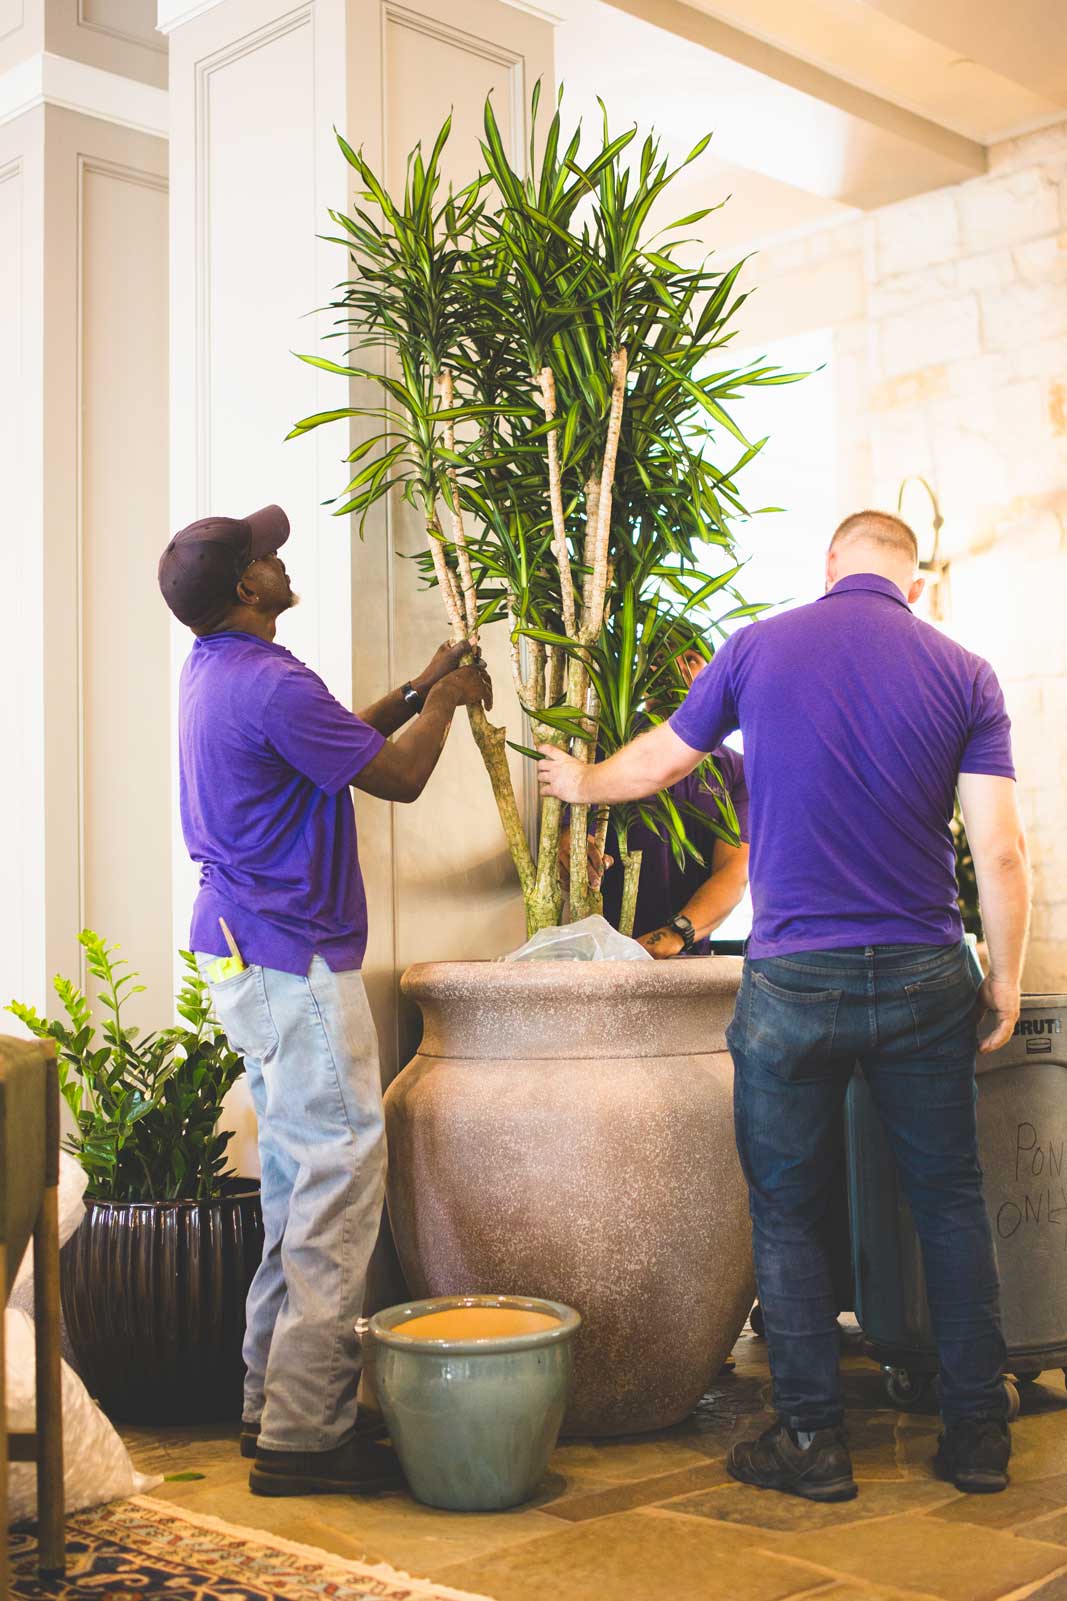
[668,914,696,952]
[401,681,424,712]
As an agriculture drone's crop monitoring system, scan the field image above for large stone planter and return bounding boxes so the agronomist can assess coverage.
[384,958,753,1436]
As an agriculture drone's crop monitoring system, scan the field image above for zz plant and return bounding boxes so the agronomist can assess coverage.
[8,932,243,1202]
[293,87,796,935]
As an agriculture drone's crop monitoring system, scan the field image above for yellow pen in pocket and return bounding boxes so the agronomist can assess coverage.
[208,917,246,983]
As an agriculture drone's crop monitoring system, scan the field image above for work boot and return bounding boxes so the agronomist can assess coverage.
[933,1418,1011,1494]
[240,1409,386,1460]
[249,1433,403,1497]
[728,1419,857,1502]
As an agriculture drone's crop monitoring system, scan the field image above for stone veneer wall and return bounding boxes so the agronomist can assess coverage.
[737,118,1067,993]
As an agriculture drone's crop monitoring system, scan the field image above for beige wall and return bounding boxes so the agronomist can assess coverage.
[734,117,1067,992]
[167,0,552,1110]
[0,102,170,1028]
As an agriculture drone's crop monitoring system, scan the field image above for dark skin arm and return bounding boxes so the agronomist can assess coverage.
[353,659,493,804]
[356,641,469,737]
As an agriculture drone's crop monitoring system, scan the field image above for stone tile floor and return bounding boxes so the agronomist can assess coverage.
[122,1320,1067,1601]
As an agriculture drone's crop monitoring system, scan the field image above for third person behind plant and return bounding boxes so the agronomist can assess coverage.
[563,634,750,956]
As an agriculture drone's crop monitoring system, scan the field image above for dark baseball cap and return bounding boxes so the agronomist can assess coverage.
[158,505,290,627]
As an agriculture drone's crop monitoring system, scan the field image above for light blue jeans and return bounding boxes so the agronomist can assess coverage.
[198,955,386,1452]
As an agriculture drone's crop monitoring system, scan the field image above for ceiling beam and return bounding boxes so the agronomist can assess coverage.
[603,0,986,207]
[860,0,1067,108]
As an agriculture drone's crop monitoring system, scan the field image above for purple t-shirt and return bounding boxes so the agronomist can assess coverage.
[601,747,749,952]
[669,574,1015,958]
[179,632,385,975]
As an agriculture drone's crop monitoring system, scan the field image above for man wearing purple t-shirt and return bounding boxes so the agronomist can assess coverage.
[539,510,1030,1500]
[159,504,491,1498]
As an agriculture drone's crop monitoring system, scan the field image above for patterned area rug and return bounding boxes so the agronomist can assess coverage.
[9,1494,494,1600]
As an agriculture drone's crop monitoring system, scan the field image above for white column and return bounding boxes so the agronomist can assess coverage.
[0,2,171,1028]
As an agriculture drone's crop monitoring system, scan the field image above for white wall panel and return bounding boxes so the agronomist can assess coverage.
[0,0,40,78]
[198,9,322,672]
[0,110,47,1017]
[0,158,29,1005]
[80,157,171,1014]
[47,0,167,89]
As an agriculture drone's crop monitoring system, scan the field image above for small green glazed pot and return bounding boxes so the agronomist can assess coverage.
[367,1294,581,1511]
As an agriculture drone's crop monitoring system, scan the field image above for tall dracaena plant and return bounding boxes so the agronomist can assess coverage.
[292,87,799,937]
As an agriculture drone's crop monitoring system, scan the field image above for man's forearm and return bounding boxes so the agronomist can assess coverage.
[353,682,461,802]
[677,850,748,940]
[358,673,437,738]
[571,724,701,805]
[391,684,460,798]
[975,842,1031,983]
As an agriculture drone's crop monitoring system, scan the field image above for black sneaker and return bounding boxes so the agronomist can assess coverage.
[727,1419,857,1502]
[249,1433,403,1497]
[933,1418,1011,1494]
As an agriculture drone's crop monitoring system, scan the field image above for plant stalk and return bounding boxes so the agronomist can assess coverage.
[425,510,465,637]
[538,365,577,639]
[425,502,535,914]
[468,703,536,900]
[618,846,643,940]
[436,370,479,640]
[581,346,628,644]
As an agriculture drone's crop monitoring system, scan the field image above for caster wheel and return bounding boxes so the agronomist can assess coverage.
[749,1303,766,1338]
[884,1369,931,1408]
[1004,1378,1021,1421]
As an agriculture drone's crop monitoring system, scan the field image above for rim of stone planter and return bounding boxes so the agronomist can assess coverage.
[370,1294,581,1354]
[400,954,743,1060]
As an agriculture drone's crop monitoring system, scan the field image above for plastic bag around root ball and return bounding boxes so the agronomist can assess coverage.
[503,913,653,963]
[5,1308,161,1525]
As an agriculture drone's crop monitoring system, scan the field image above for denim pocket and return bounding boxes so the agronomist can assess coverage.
[740,969,844,1081]
[905,954,981,1057]
[203,963,278,1063]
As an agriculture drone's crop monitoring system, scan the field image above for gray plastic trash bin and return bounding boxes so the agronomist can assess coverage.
[846,993,1067,1405]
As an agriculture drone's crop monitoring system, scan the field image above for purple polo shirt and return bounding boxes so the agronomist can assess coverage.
[669,574,1015,957]
[179,632,384,975]
[601,748,749,953]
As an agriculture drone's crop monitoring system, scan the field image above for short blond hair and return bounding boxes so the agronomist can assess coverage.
[831,510,918,565]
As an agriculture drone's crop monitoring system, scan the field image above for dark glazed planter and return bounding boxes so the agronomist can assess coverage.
[60,1180,263,1423]
[384,958,754,1437]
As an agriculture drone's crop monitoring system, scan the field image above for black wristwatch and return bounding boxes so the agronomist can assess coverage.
[668,913,696,952]
[401,681,424,713]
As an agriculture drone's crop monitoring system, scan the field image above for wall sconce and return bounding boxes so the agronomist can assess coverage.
[897,475,950,623]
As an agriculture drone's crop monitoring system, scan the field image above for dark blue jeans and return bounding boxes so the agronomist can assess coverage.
[728,941,1007,1431]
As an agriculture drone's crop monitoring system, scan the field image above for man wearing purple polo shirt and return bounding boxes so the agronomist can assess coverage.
[539,510,1030,1500]
[159,504,491,1498]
